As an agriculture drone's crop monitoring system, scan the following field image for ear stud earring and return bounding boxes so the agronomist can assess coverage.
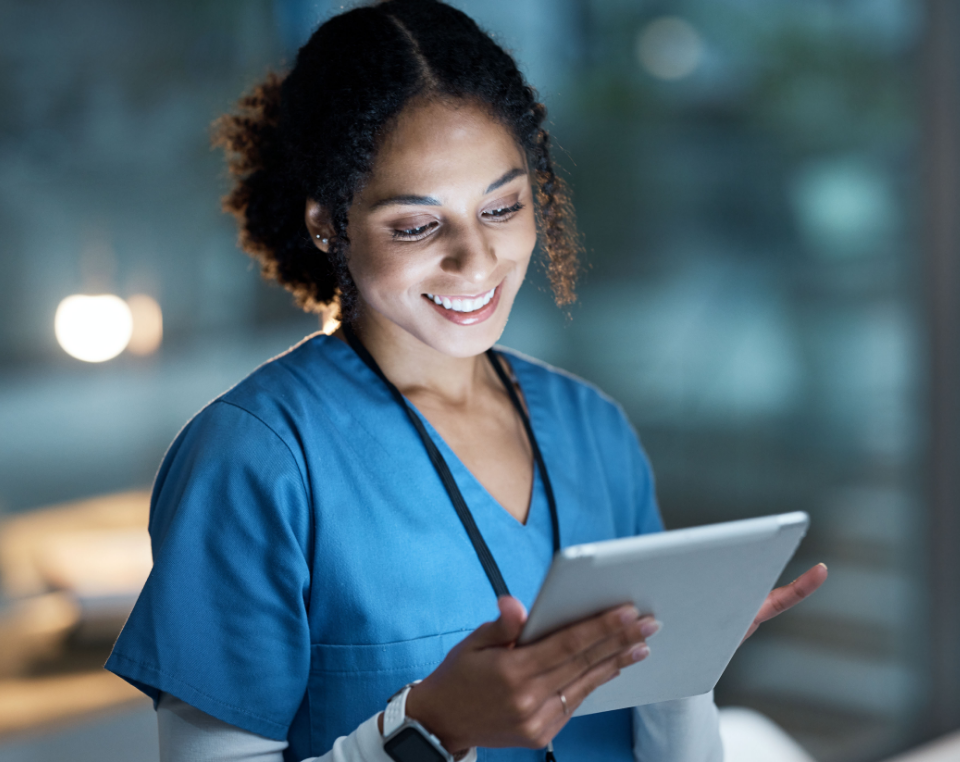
[316,234,329,244]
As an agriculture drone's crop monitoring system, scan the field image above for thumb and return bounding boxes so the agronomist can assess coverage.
[473,596,528,647]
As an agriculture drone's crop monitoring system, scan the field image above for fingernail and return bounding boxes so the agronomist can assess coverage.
[818,562,828,571]
[640,619,661,638]
[631,644,650,662]
[620,607,639,625]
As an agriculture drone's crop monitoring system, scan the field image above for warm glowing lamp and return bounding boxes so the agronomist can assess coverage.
[54,294,133,362]
[126,294,163,356]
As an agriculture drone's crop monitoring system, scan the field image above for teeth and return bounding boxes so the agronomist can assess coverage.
[425,287,497,313]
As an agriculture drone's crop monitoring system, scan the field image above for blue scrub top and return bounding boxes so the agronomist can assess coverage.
[106,333,663,762]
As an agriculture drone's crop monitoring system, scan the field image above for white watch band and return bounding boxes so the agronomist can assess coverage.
[383,680,421,737]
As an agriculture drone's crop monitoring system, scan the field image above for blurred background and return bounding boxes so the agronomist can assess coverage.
[0,0,958,761]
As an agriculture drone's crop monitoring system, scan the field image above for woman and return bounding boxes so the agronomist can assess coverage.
[106,2,826,761]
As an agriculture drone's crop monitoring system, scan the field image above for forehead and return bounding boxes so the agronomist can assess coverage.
[360,98,526,202]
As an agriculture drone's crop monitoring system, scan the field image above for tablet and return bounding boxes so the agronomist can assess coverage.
[517,511,809,715]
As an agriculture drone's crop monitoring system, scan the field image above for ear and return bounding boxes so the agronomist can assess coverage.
[305,199,334,252]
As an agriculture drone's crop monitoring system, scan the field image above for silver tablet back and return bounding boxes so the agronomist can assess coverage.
[518,511,809,715]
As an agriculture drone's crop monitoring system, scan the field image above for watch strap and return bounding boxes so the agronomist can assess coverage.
[383,680,421,737]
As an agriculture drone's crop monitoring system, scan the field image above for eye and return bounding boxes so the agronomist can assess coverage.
[392,221,439,241]
[483,201,524,220]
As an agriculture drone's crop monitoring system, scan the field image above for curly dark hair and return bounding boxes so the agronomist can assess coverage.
[213,0,580,321]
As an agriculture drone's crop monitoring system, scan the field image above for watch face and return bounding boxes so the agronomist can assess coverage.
[384,727,448,762]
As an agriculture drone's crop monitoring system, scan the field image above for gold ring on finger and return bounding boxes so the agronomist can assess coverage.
[559,691,569,715]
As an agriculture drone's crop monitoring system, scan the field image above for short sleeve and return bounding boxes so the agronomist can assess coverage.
[613,407,664,537]
[106,399,313,741]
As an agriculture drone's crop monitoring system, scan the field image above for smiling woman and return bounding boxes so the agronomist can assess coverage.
[103,2,824,762]
[305,99,538,358]
[211,4,579,326]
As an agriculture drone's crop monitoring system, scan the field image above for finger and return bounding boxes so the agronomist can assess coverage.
[538,615,658,691]
[513,642,650,749]
[509,688,573,750]
[525,604,644,675]
[471,596,528,648]
[741,563,828,642]
[533,693,577,748]
[756,563,828,625]
[511,651,630,750]
[539,709,568,748]
[552,640,648,716]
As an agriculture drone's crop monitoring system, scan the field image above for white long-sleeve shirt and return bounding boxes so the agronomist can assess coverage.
[156,690,722,762]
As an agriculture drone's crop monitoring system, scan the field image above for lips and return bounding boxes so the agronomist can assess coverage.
[423,284,501,326]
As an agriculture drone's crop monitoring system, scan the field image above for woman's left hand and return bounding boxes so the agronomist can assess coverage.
[741,562,828,642]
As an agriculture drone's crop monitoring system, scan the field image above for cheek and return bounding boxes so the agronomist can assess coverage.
[508,215,538,271]
[343,228,387,285]
[347,238,424,301]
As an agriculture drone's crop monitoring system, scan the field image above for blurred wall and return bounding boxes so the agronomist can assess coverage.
[0,0,319,510]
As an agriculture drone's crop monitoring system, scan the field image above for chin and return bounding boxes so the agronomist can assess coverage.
[418,321,506,359]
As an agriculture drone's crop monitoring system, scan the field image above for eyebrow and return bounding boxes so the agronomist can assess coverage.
[485,167,526,193]
[367,167,527,210]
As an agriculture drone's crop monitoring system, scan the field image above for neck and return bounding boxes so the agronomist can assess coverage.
[339,311,493,405]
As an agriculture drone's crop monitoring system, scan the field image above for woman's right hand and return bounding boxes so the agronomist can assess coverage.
[401,596,659,755]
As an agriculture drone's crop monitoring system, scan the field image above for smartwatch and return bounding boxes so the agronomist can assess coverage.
[382,681,461,762]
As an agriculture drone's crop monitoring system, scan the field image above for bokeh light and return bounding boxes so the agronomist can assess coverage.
[125,294,163,356]
[636,17,703,81]
[54,294,133,363]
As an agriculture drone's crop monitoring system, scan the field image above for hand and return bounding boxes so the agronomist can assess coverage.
[741,562,828,642]
[402,596,659,754]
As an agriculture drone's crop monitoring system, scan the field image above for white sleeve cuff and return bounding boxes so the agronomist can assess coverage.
[331,713,392,762]
[157,691,476,762]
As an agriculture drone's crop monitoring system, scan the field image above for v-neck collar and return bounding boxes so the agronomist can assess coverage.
[406,403,543,529]
[325,333,549,531]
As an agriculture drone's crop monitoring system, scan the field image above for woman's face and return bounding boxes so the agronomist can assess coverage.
[312,98,537,359]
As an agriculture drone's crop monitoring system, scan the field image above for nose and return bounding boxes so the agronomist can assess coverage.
[440,221,498,286]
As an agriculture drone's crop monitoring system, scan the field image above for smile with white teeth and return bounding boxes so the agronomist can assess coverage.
[424,287,496,313]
